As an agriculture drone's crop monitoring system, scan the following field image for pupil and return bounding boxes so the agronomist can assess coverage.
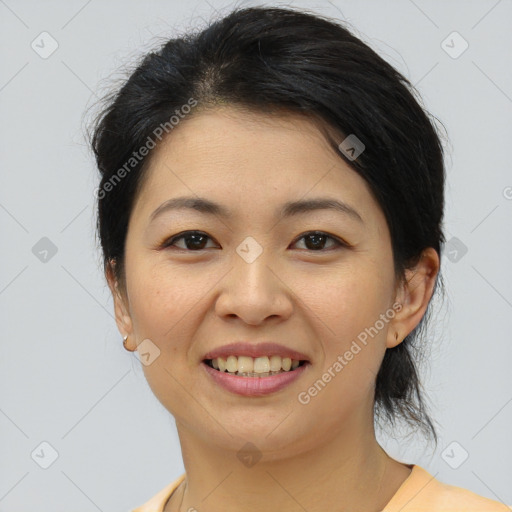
[188,234,206,249]
[306,233,325,250]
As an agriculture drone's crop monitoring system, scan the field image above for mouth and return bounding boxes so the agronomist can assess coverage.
[203,355,309,378]
[201,355,310,396]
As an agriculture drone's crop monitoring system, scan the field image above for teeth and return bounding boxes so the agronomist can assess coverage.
[208,355,303,374]
[254,356,270,373]
[226,355,238,373]
[269,355,281,372]
[238,356,254,373]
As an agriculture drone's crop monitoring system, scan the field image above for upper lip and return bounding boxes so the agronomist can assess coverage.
[203,342,310,362]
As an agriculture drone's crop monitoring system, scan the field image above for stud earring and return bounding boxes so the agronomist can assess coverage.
[123,334,135,352]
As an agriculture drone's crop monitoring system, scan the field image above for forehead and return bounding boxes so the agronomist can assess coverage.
[132,107,380,225]
[150,106,339,175]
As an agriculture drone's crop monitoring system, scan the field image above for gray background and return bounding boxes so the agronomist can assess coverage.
[1,0,511,510]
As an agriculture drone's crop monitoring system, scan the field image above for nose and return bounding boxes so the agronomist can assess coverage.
[214,243,294,326]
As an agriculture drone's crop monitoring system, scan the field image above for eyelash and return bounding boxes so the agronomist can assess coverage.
[160,230,349,252]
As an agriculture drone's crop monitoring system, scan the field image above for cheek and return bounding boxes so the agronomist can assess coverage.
[126,262,211,415]
[125,259,208,347]
[302,262,393,398]
[302,262,393,344]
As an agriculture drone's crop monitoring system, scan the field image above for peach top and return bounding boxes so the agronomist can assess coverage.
[131,465,510,511]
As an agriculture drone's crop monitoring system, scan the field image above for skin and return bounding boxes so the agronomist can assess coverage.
[107,106,440,512]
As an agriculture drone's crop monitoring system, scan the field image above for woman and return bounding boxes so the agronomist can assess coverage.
[89,6,509,511]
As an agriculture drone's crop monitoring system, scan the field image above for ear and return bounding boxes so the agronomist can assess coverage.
[386,247,440,348]
[105,260,135,349]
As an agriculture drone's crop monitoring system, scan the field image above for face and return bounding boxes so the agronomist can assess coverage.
[111,107,413,458]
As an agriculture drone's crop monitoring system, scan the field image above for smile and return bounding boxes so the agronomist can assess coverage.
[205,355,306,376]
[202,357,310,396]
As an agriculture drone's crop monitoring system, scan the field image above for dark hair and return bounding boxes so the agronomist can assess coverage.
[89,6,446,443]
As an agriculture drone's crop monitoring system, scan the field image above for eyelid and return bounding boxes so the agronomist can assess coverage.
[291,230,349,249]
[160,230,217,250]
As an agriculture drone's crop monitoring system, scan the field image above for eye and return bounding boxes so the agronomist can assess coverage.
[291,231,347,251]
[160,230,348,252]
[161,231,218,251]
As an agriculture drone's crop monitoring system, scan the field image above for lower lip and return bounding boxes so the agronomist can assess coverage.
[201,361,309,397]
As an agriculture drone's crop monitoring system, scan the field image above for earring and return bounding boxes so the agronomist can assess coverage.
[123,335,134,352]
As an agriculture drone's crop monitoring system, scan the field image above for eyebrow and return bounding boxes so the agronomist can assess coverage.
[149,196,364,224]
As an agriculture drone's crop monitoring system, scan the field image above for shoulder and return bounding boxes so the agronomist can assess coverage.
[427,477,511,511]
[384,465,510,511]
[131,473,186,512]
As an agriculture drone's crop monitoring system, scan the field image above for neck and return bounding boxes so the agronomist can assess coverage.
[170,411,410,512]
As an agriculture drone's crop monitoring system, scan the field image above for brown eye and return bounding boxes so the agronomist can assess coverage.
[162,230,347,252]
[163,231,217,251]
[292,231,346,251]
